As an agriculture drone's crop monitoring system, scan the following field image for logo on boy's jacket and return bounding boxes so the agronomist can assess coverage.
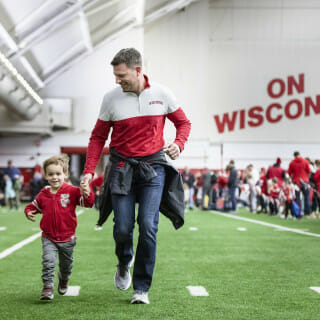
[60,194,70,207]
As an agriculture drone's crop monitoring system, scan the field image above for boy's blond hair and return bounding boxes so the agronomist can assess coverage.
[43,154,69,175]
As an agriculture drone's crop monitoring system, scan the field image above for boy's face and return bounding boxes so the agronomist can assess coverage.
[45,164,67,192]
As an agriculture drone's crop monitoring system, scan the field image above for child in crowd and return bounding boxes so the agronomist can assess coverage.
[280,178,296,219]
[268,177,280,215]
[24,154,94,300]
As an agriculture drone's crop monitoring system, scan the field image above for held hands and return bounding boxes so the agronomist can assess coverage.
[80,173,92,198]
[26,210,37,222]
[164,143,180,160]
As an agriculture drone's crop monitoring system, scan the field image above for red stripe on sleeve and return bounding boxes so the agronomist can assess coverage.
[84,119,112,175]
[166,107,191,152]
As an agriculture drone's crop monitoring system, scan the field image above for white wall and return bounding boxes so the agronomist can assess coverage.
[2,0,320,172]
[144,0,320,170]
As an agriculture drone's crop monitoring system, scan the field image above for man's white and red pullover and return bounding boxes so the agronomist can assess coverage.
[84,75,191,176]
[24,183,94,242]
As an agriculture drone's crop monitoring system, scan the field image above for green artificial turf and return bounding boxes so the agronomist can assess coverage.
[0,205,320,319]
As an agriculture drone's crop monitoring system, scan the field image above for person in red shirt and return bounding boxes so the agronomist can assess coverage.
[268,177,280,215]
[25,155,94,300]
[280,178,296,219]
[266,157,285,188]
[80,48,191,304]
[312,159,320,218]
[288,151,311,216]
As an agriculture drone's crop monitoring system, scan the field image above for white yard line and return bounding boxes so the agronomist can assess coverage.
[210,211,320,238]
[64,286,81,296]
[0,227,7,231]
[186,286,209,296]
[0,210,84,260]
[310,287,320,294]
[0,231,42,260]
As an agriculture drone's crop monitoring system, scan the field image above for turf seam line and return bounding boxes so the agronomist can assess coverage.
[210,211,320,238]
[0,210,84,260]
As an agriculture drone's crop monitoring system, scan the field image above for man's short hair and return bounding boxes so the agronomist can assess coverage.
[293,151,300,157]
[110,48,142,68]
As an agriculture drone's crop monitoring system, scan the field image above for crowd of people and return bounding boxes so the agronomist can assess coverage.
[0,160,23,209]
[182,151,320,219]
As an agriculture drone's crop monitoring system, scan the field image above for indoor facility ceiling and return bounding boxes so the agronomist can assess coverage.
[0,0,199,91]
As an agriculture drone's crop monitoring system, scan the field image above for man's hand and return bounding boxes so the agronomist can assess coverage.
[80,174,92,198]
[164,143,180,160]
[26,210,37,222]
[80,181,91,198]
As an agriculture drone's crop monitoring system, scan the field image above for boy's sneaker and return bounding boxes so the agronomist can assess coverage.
[58,272,69,295]
[40,286,54,300]
[131,290,150,304]
[114,256,134,291]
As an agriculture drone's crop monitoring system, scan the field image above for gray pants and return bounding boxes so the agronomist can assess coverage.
[41,237,76,287]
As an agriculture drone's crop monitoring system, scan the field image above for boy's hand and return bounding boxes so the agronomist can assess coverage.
[26,210,37,222]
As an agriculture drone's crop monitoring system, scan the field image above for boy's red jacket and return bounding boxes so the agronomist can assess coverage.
[25,183,94,242]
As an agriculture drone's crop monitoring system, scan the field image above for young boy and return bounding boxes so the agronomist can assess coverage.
[25,154,94,300]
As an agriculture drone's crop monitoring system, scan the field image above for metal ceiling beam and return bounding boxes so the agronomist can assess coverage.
[79,11,93,52]
[0,23,44,89]
[144,0,199,24]
[42,20,136,85]
[14,0,58,36]
[136,0,145,25]
[86,0,120,17]
[10,0,101,59]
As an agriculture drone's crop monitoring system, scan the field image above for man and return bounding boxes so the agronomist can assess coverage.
[227,160,238,212]
[245,164,259,213]
[201,169,213,210]
[266,157,285,188]
[81,48,191,304]
[288,151,311,216]
[181,167,195,210]
[4,160,22,182]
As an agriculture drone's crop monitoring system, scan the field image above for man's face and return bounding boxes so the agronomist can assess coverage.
[113,63,139,92]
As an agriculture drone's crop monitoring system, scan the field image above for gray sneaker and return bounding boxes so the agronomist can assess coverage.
[58,271,68,295]
[40,286,54,300]
[114,256,134,290]
[131,290,150,304]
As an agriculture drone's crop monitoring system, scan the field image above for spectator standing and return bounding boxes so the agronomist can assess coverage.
[181,167,195,210]
[4,174,17,209]
[0,170,5,206]
[245,164,260,213]
[288,151,311,216]
[280,178,296,219]
[257,168,268,213]
[13,174,22,209]
[4,160,22,182]
[227,160,238,212]
[267,157,285,187]
[268,177,280,215]
[312,159,320,218]
[202,169,213,209]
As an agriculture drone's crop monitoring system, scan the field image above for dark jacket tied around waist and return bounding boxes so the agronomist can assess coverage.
[98,148,185,229]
